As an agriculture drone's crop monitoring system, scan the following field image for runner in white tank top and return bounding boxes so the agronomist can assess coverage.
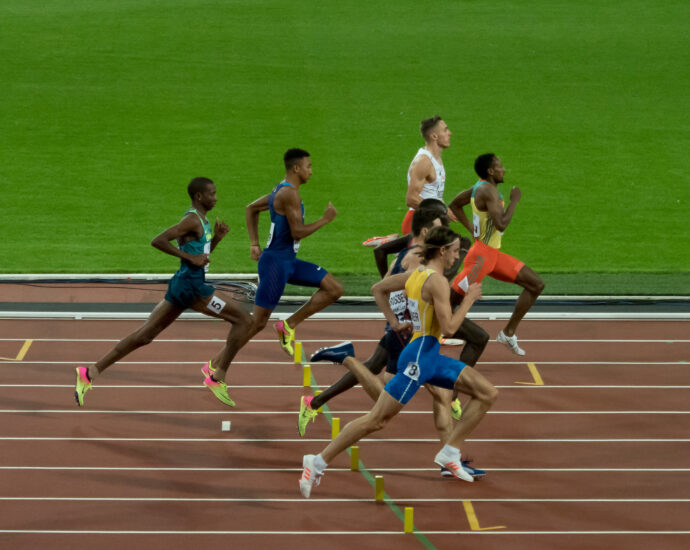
[402,116,456,234]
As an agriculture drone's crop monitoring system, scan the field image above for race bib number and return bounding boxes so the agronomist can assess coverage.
[206,295,226,315]
[389,290,407,322]
[203,242,211,272]
[407,298,422,332]
[403,361,420,381]
[472,212,480,238]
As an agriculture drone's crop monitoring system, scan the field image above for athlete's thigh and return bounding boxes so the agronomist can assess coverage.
[451,244,494,294]
[367,389,405,423]
[255,253,292,309]
[490,250,525,283]
[424,383,452,405]
[191,291,250,325]
[288,258,327,288]
[454,365,495,399]
[139,300,184,337]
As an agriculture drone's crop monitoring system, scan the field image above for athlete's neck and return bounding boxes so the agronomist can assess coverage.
[424,142,444,162]
[284,174,303,189]
[191,202,209,219]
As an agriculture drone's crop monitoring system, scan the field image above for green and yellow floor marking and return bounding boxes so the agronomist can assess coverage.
[515,362,544,385]
[462,500,506,531]
[0,339,33,361]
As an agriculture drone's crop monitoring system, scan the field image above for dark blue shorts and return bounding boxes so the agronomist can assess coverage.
[384,336,466,405]
[164,270,215,309]
[381,328,412,375]
[255,251,328,309]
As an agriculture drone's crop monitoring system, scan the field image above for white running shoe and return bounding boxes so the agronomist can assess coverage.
[497,330,525,356]
[299,454,323,498]
[433,448,474,482]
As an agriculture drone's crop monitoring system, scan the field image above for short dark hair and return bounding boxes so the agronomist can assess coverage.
[284,148,310,171]
[421,226,458,262]
[187,177,214,200]
[411,208,443,237]
[420,116,443,140]
[474,153,496,180]
[418,198,447,215]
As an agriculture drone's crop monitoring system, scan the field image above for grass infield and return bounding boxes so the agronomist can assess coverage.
[2,1,688,294]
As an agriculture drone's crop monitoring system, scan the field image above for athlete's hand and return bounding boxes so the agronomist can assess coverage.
[447,209,458,222]
[509,187,522,203]
[214,219,229,240]
[323,202,337,222]
[392,320,413,335]
[250,244,262,261]
[189,253,210,268]
[465,282,482,303]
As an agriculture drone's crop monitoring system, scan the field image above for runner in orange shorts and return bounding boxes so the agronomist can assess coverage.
[449,153,544,355]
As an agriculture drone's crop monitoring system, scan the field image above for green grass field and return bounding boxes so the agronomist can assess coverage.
[2,1,688,294]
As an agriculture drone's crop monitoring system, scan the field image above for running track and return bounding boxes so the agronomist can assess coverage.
[0,317,688,550]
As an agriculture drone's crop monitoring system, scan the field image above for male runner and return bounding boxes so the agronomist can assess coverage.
[449,153,545,355]
[298,208,448,436]
[299,226,496,497]
[402,116,457,235]
[244,148,343,356]
[74,177,251,407]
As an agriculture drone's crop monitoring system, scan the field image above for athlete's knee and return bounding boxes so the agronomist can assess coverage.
[324,277,344,300]
[251,314,269,334]
[129,329,156,348]
[480,384,499,407]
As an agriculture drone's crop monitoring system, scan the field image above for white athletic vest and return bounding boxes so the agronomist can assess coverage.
[406,148,445,207]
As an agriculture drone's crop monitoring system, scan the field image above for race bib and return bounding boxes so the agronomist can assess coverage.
[403,361,420,381]
[206,295,226,315]
[407,298,422,332]
[389,290,407,323]
[266,222,275,247]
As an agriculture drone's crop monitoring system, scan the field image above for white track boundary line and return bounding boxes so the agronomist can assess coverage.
[0,437,688,442]
[3,361,689,367]
[1,466,688,472]
[0,409,689,415]
[0,497,689,503]
[0,529,687,535]
[1,384,689,390]
[2,337,688,343]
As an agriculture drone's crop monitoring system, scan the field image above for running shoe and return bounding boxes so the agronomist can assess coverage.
[433,448,474,482]
[298,395,319,437]
[299,454,323,498]
[201,360,215,378]
[310,341,355,364]
[74,366,92,407]
[440,337,464,346]
[441,460,486,479]
[450,398,462,420]
[497,330,525,356]
[203,376,236,407]
[275,320,295,357]
[362,233,399,247]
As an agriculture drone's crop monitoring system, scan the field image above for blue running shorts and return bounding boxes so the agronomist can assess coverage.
[384,336,466,405]
[255,251,328,309]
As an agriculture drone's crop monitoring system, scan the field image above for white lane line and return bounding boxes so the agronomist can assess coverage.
[0,437,688,442]
[1,361,688,365]
[0,497,689,503]
[2,384,690,390]
[0,530,688,535]
[0,409,689,415]
[1,466,688,472]
[1,338,687,343]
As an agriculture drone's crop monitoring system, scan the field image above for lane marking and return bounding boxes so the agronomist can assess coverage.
[462,501,506,531]
[0,529,688,535]
[0,409,689,415]
[0,497,688,503]
[515,362,544,385]
[2,361,688,366]
[3,384,690,389]
[0,337,687,343]
[0,437,688,442]
[1,466,689,472]
[0,339,33,361]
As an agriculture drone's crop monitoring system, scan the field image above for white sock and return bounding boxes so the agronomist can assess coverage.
[314,453,328,473]
[441,444,461,460]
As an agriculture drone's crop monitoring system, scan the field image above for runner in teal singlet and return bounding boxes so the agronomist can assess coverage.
[74,177,251,408]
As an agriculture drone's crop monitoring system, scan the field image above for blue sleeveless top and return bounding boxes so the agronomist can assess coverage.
[265,181,304,257]
[179,208,212,275]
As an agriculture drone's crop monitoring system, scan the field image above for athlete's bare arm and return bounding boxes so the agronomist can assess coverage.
[405,156,435,209]
[424,274,482,335]
[151,214,208,268]
[246,194,270,261]
[210,219,229,252]
[448,188,474,235]
[274,186,336,240]
[373,234,412,278]
[475,184,521,232]
[371,272,413,331]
